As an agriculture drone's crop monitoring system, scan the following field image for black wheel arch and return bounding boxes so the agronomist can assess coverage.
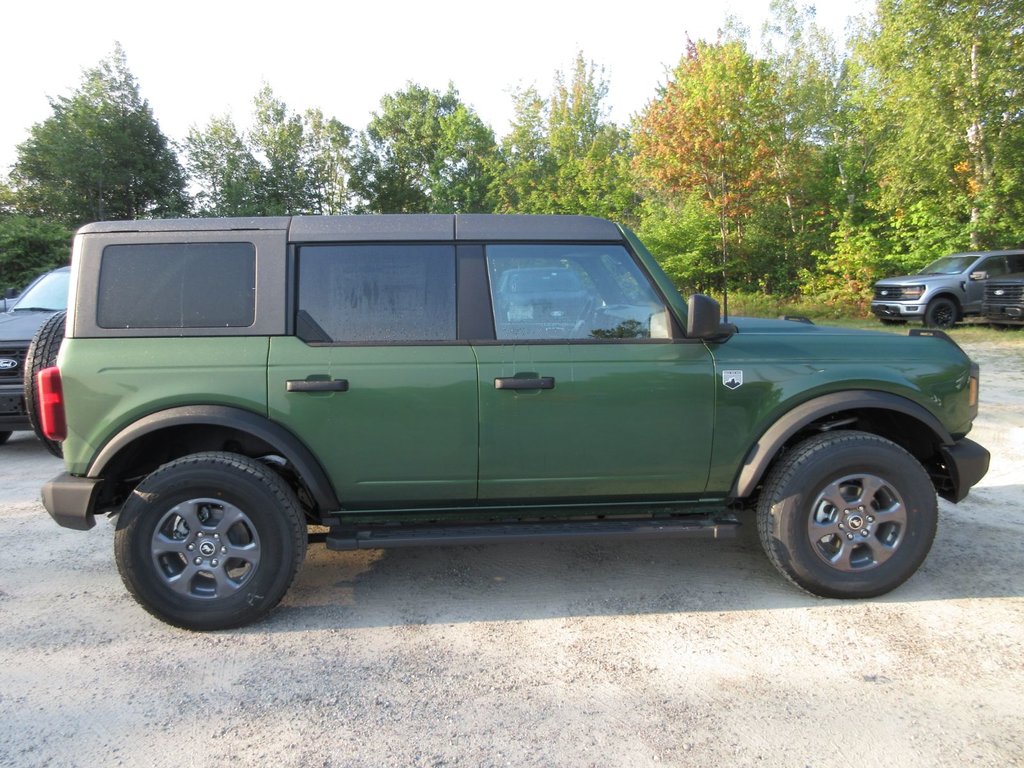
[88,405,341,516]
[732,390,953,501]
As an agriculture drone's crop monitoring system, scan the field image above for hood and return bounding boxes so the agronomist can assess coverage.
[874,273,960,287]
[0,309,59,344]
[729,316,888,337]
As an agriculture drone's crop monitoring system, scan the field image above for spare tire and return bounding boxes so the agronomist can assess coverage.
[24,310,66,458]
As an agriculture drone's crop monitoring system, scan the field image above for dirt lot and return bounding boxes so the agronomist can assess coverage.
[1,338,1022,767]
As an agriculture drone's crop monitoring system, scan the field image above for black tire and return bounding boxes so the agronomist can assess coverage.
[923,297,957,329]
[24,310,66,457]
[757,431,937,599]
[114,452,308,631]
[0,431,10,445]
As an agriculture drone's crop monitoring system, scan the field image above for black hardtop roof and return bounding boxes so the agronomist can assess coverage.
[77,214,623,242]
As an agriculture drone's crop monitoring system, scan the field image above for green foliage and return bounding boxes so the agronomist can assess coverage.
[633,38,782,296]
[634,195,719,294]
[185,116,263,216]
[10,44,187,228]
[0,215,70,291]
[185,88,354,217]
[854,0,1024,253]
[350,83,496,213]
[491,54,635,220]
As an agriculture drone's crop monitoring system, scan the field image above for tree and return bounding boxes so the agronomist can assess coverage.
[854,0,1024,258]
[250,86,312,215]
[350,83,496,213]
[184,115,263,216]
[0,215,71,291]
[186,88,354,217]
[10,43,186,227]
[634,39,781,305]
[491,54,634,220]
[303,109,353,215]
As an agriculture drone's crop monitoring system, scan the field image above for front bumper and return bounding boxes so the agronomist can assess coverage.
[41,473,103,530]
[938,438,990,503]
[0,383,30,431]
[871,301,923,319]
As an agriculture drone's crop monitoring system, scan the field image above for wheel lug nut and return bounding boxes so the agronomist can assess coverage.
[193,557,203,565]
[839,523,845,530]
[214,534,220,540]
[858,506,865,512]
[221,546,227,554]
[187,544,195,551]
[861,531,870,537]
[846,533,854,540]
[868,516,875,523]
[212,560,219,567]
[197,532,204,538]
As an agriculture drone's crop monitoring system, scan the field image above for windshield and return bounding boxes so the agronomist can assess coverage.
[12,268,70,311]
[917,255,976,275]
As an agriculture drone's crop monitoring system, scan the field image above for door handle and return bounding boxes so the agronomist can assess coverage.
[494,376,555,391]
[286,379,349,392]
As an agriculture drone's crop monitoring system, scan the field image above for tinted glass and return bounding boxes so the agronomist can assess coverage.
[487,244,670,341]
[297,244,456,342]
[97,243,256,329]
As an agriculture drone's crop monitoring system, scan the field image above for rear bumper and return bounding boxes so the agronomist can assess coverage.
[41,472,103,530]
[939,438,990,503]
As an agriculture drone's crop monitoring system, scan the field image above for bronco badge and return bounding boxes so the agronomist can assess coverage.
[722,370,743,390]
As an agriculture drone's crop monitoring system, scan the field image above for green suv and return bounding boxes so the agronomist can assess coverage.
[39,215,989,630]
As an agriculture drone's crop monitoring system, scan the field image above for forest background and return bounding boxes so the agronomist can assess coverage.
[2,0,1022,317]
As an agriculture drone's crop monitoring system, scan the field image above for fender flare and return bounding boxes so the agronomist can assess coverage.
[89,405,341,512]
[731,390,953,499]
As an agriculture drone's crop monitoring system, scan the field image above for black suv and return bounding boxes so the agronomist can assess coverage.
[982,272,1024,327]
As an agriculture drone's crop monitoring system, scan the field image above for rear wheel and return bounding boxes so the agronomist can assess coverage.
[923,297,957,329]
[24,311,66,457]
[757,431,937,599]
[114,452,307,630]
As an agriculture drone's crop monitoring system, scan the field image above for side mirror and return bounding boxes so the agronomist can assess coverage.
[687,294,735,341]
[969,270,988,281]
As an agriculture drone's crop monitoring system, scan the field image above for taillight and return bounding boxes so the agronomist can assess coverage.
[37,366,67,441]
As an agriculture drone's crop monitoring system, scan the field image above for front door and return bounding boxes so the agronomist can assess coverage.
[475,243,715,501]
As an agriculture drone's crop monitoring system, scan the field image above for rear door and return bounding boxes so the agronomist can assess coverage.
[268,243,478,507]
[474,243,715,501]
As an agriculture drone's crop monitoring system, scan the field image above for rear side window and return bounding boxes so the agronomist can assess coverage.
[97,243,256,329]
[296,244,456,343]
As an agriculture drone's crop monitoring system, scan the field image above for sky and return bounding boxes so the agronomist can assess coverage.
[1,0,867,172]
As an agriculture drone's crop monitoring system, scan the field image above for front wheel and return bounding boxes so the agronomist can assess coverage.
[923,297,957,329]
[114,452,308,630]
[757,432,937,599]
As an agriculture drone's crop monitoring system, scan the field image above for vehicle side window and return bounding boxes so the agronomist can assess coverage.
[296,244,456,343]
[97,243,255,329]
[486,244,670,341]
[1006,254,1024,273]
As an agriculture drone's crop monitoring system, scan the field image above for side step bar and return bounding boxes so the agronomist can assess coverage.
[323,515,740,551]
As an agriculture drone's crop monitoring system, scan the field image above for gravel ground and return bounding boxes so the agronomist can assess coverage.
[1,338,1022,767]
